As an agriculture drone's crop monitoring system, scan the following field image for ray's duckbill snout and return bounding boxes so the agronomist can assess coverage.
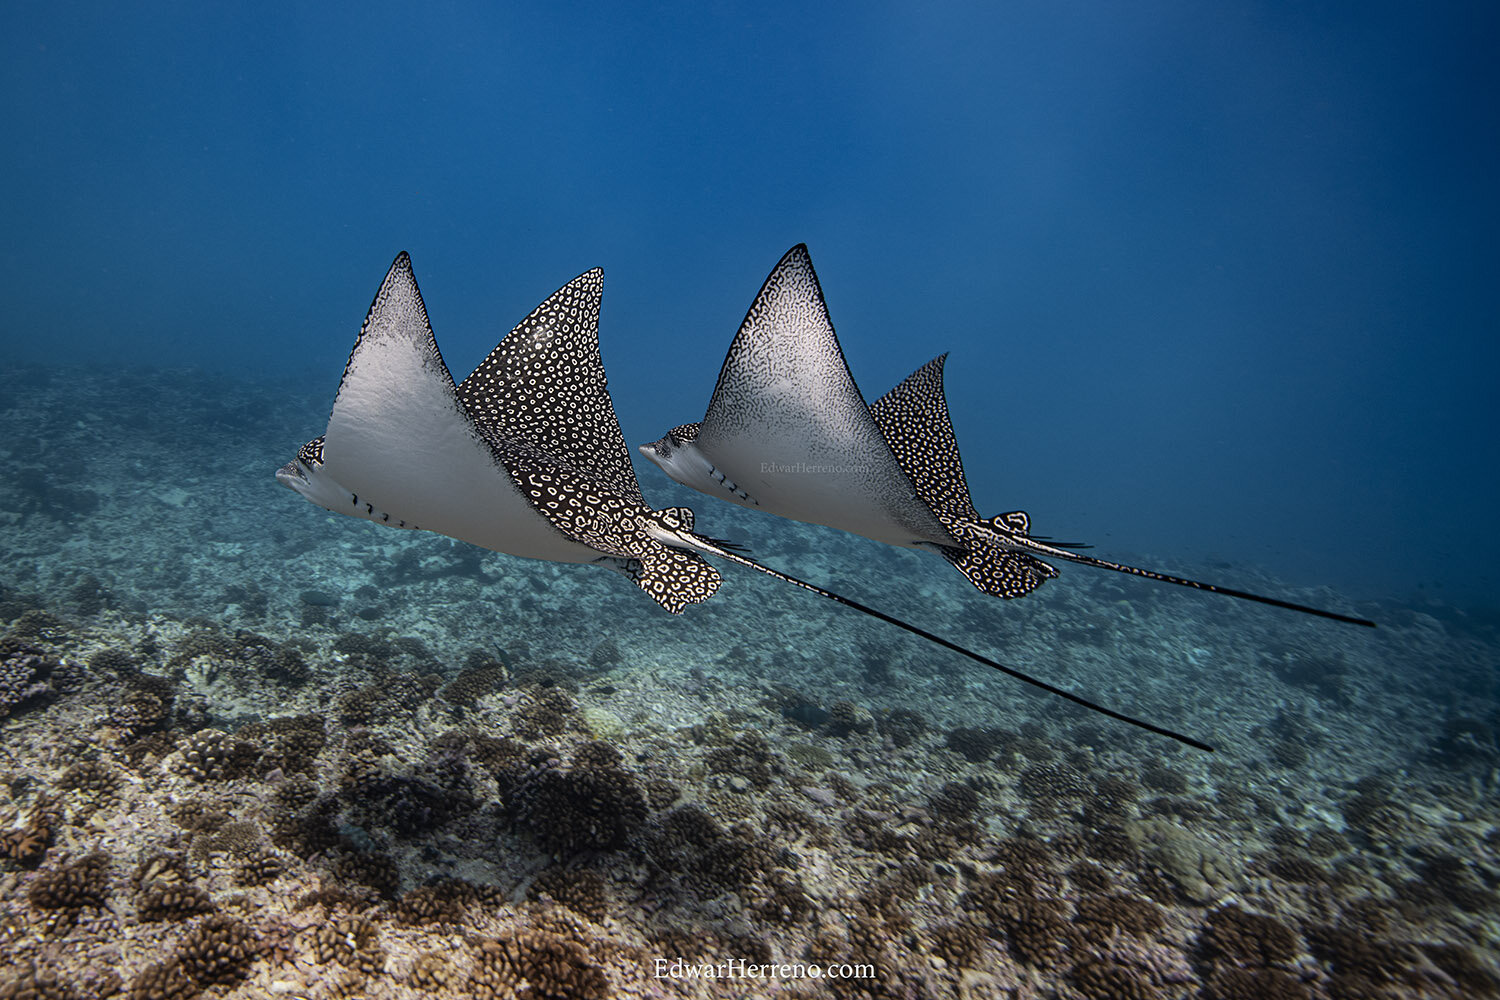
[274,458,307,489]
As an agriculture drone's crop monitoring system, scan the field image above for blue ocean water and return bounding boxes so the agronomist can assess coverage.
[2,5,1499,999]
[3,1,1496,608]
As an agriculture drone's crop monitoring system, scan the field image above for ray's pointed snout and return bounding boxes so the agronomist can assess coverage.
[275,459,306,491]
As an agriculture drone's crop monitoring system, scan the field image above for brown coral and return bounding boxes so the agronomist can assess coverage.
[177,729,258,781]
[511,686,579,739]
[176,915,258,986]
[945,725,1011,762]
[441,663,508,705]
[136,882,214,922]
[530,867,611,922]
[929,780,980,819]
[877,707,927,747]
[395,878,490,925]
[1199,904,1299,967]
[1069,958,1160,1000]
[310,914,384,974]
[0,797,57,865]
[511,740,648,854]
[1203,967,1313,1000]
[0,639,61,719]
[0,962,82,1000]
[928,922,987,969]
[1017,762,1091,809]
[1305,924,1416,985]
[27,851,111,919]
[126,961,198,1000]
[233,849,285,886]
[1005,896,1074,966]
[1073,893,1166,937]
[468,931,610,1000]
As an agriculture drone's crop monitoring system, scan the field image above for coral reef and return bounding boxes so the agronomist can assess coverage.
[0,639,64,719]
[0,365,1496,1000]
[511,740,648,853]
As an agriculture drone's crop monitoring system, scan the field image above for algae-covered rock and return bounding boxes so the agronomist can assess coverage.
[1125,817,1238,902]
[579,705,626,740]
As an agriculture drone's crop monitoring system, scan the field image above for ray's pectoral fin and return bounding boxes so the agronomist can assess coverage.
[499,447,722,614]
[617,542,723,615]
[942,513,1060,599]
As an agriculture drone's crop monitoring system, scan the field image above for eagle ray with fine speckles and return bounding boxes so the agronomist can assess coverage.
[640,243,1374,629]
[278,251,1216,751]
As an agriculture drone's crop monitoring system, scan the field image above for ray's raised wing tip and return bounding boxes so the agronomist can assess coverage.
[562,267,604,295]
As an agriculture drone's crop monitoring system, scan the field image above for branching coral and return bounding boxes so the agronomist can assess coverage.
[0,962,82,1000]
[1068,957,1162,1000]
[310,914,384,974]
[441,662,508,705]
[333,670,440,724]
[825,699,875,736]
[1017,762,1091,811]
[26,852,111,926]
[530,867,611,922]
[945,725,1011,762]
[0,639,60,719]
[235,714,326,775]
[468,931,610,1000]
[929,780,980,820]
[395,878,492,925]
[511,740,648,854]
[1073,893,1166,938]
[511,686,581,738]
[877,707,927,747]
[1203,967,1312,1000]
[1198,904,1299,968]
[125,961,198,1000]
[136,882,214,922]
[0,795,58,865]
[1304,924,1417,985]
[703,731,777,789]
[177,729,258,781]
[640,804,777,897]
[176,914,259,987]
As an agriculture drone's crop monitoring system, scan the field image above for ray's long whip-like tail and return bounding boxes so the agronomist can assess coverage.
[670,532,1215,753]
[988,529,1376,628]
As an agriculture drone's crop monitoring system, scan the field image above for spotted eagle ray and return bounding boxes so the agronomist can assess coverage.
[278,252,1215,750]
[640,244,1374,629]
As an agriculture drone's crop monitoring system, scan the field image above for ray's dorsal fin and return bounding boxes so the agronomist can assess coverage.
[685,244,953,547]
[868,353,979,525]
[330,251,461,443]
[452,269,724,612]
[459,268,643,505]
[871,354,1059,599]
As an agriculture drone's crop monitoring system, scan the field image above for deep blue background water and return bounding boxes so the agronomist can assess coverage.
[3,2,1496,609]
